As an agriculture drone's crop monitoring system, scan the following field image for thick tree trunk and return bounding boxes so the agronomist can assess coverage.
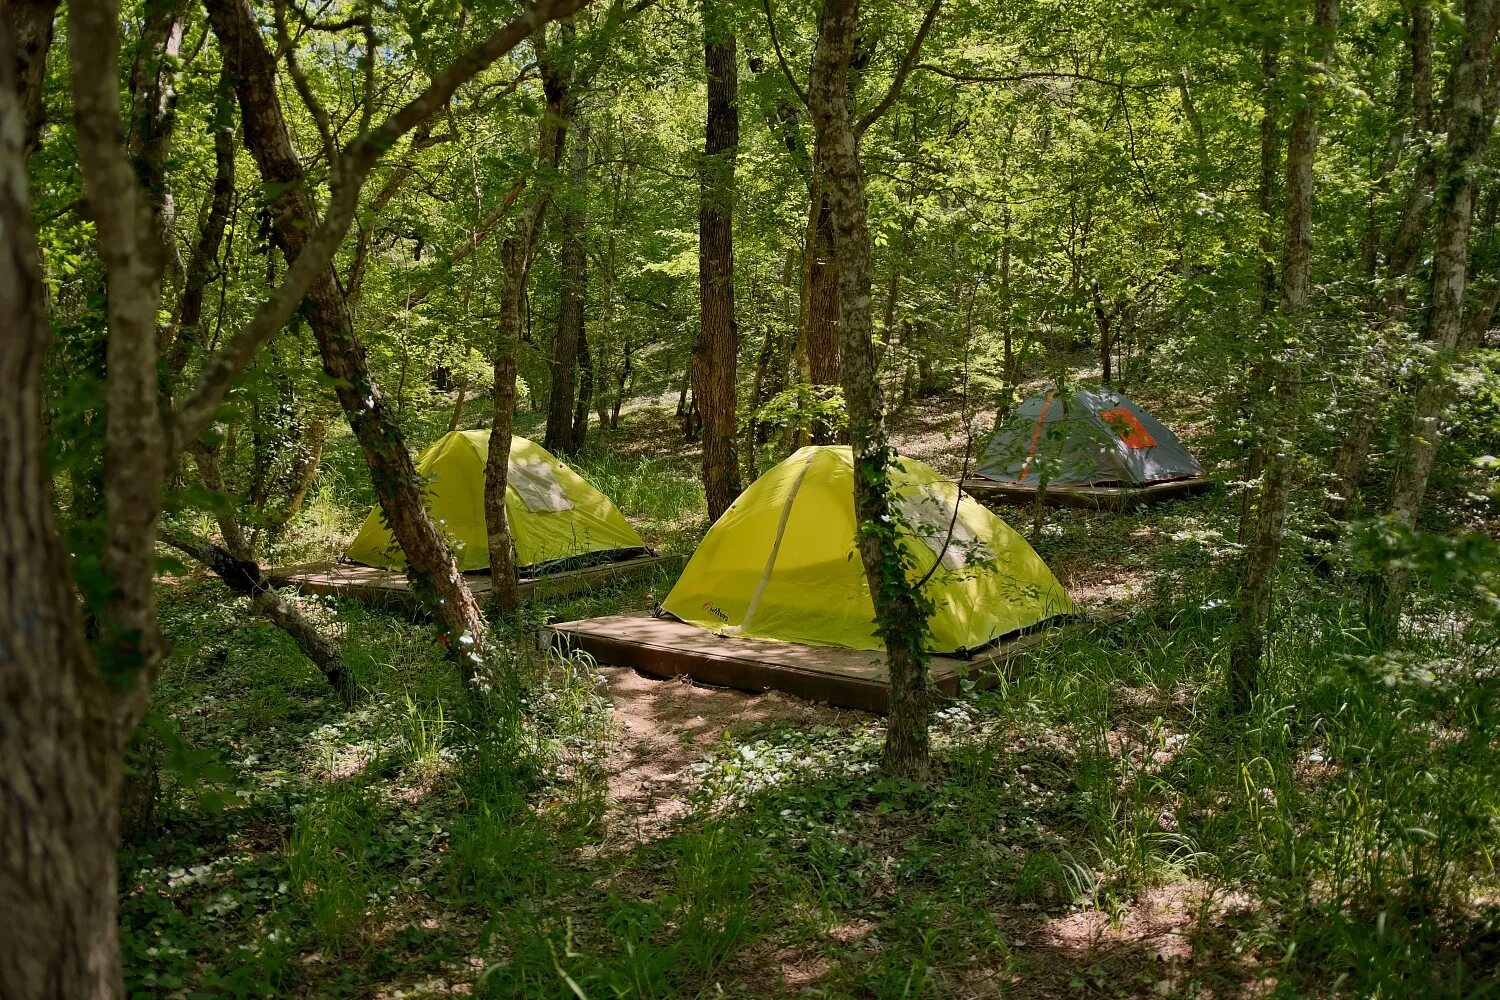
[1228,0,1339,713]
[800,180,842,388]
[809,0,935,778]
[696,2,742,523]
[207,0,488,668]
[4,0,61,156]
[127,0,185,272]
[1377,0,1499,632]
[545,123,590,454]
[1,38,131,998]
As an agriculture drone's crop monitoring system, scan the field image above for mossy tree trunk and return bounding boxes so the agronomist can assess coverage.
[808,0,942,778]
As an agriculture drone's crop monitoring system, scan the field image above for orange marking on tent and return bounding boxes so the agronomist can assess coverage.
[1017,389,1058,482]
[1099,407,1157,449]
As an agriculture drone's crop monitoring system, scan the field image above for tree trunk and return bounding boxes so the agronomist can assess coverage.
[1237,33,1283,542]
[4,40,131,995]
[1227,0,1339,713]
[573,323,593,448]
[162,69,236,395]
[160,526,355,702]
[545,122,590,454]
[800,179,842,388]
[207,0,488,669]
[487,239,527,612]
[5,0,61,157]
[1377,0,1499,633]
[486,25,572,611]
[809,0,936,778]
[696,1,742,523]
[1324,0,1435,524]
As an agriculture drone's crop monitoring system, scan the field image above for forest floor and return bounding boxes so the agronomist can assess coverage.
[128,376,1500,999]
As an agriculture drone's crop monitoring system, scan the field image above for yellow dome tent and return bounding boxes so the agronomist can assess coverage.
[346,431,647,573]
[662,446,1073,653]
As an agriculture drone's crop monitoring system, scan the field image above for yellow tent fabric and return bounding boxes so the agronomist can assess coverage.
[346,431,646,572]
[663,446,1074,653]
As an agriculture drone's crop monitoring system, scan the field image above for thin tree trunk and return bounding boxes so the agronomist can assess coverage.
[207,0,488,669]
[809,0,940,778]
[162,70,236,395]
[487,240,528,611]
[1325,0,1435,524]
[1228,0,1339,713]
[573,321,593,448]
[545,122,590,454]
[1377,0,1499,633]
[696,0,742,522]
[486,26,572,610]
[1238,33,1283,543]
[448,372,470,433]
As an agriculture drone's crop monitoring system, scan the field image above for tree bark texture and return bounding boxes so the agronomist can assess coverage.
[573,322,593,449]
[3,0,60,156]
[486,238,529,611]
[207,0,488,665]
[1379,0,1499,630]
[545,122,590,454]
[800,178,842,388]
[1237,33,1282,543]
[1228,0,1339,714]
[808,0,934,778]
[696,1,742,523]
[1,30,132,999]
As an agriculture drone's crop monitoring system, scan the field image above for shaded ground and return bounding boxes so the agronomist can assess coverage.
[130,365,1500,999]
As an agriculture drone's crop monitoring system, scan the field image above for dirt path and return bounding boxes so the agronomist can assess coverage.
[598,665,855,841]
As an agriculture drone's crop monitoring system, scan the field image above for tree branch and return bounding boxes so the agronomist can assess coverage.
[856,0,942,135]
[914,63,1169,91]
[69,0,172,714]
[762,0,808,107]
[172,0,593,451]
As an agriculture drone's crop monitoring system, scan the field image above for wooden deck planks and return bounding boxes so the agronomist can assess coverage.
[960,477,1214,511]
[265,553,685,612]
[541,611,1124,713]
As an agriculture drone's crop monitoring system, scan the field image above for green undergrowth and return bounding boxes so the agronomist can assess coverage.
[127,411,1499,998]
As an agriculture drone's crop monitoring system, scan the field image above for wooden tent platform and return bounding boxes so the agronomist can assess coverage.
[960,477,1213,512]
[542,611,1123,714]
[266,553,684,612]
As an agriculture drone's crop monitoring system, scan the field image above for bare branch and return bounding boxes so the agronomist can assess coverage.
[763,0,808,107]
[914,62,1170,91]
[856,0,942,135]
